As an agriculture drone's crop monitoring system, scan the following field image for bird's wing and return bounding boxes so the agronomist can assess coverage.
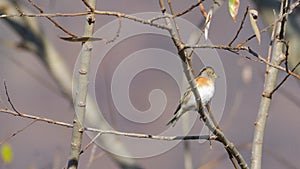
[172,88,192,115]
[180,88,193,105]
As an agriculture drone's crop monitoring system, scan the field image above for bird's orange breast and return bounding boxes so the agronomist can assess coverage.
[196,77,213,87]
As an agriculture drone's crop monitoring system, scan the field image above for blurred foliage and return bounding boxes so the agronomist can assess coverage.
[1,143,13,164]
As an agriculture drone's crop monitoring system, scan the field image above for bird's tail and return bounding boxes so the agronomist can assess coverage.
[166,105,183,126]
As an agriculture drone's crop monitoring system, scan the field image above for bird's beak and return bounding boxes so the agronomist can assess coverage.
[214,74,219,79]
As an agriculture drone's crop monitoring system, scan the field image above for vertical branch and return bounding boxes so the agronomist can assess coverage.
[67,0,96,169]
[167,1,193,168]
[1,1,143,168]
[159,1,248,168]
[251,1,289,169]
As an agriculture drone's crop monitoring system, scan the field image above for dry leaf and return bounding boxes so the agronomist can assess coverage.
[204,9,213,40]
[59,36,103,42]
[249,9,261,45]
[229,0,240,22]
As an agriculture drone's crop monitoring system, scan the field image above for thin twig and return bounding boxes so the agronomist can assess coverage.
[28,0,77,37]
[0,11,90,18]
[246,47,300,80]
[269,61,300,96]
[184,44,300,80]
[85,128,215,141]
[3,81,21,115]
[80,132,101,155]
[0,11,171,31]
[198,3,207,18]
[167,0,183,41]
[0,119,37,144]
[174,0,205,18]
[105,16,122,44]
[266,10,277,73]
[228,6,249,46]
[149,15,171,23]
[237,0,300,47]
[0,108,215,141]
[0,109,73,128]
[82,0,95,12]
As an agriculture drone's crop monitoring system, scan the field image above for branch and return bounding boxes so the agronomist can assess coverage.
[0,119,37,144]
[269,61,300,96]
[159,1,249,168]
[0,109,73,127]
[174,0,205,18]
[184,44,300,80]
[67,0,96,169]
[3,81,21,115]
[28,0,77,37]
[228,6,249,46]
[0,108,215,141]
[0,1,144,168]
[237,0,300,47]
[251,1,289,169]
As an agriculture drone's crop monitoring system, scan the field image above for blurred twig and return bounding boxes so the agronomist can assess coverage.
[0,119,37,144]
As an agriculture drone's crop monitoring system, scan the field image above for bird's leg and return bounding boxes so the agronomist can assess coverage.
[206,103,222,131]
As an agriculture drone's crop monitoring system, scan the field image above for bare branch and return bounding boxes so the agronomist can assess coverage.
[0,119,37,144]
[159,0,249,168]
[228,6,249,46]
[67,0,96,168]
[251,1,289,168]
[3,81,21,115]
[238,0,300,47]
[198,3,207,18]
[0,108,215,141]
[174,0,205,18]
[82,0,95,12]
[0,109,73,128]
[28,0,77,37]
[80,132,101,155]
[184,44,300,80]
[269,61,300,96]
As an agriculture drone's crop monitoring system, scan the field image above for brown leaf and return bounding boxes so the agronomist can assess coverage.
[248,9,261,45]
[204,9,213,40]
[59,36,103,42]
[229,0,240,22]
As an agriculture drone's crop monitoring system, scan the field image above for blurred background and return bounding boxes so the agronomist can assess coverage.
[0,0,299,169]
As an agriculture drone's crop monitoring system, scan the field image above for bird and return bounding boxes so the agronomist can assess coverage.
[167,66,218,127]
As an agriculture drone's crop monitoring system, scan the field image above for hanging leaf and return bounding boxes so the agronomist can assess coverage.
[1,143,13,164]
[229,0,240,22]
[249,9,261,45]
[204,9,213,40]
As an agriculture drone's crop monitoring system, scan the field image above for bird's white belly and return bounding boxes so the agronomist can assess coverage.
[182,85,215,111]
[198,84,215,105]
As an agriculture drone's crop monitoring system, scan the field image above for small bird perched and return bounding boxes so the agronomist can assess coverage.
[167,66,218,127]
